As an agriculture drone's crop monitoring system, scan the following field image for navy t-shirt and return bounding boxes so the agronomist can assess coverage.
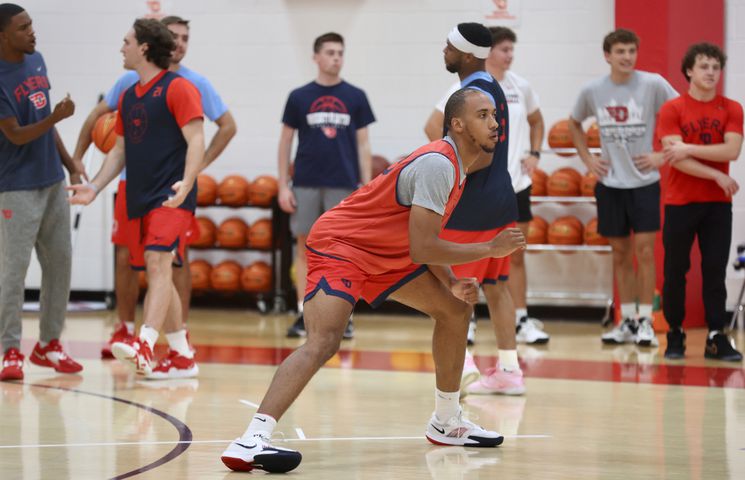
[282,80,375,189]
[445,71,517,231]
[0,51,62,192]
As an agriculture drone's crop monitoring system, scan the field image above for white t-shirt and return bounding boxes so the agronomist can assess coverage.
[435,71,540,192]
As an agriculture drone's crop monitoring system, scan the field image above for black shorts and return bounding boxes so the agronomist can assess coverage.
[595,181,660,237]
[515,185,532,223]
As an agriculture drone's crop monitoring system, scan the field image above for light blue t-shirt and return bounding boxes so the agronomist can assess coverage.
[105,66,228,180]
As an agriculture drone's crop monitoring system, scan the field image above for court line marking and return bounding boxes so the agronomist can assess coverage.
[295,428,307,439]
[239,398,259,408]
[0,433,551,449]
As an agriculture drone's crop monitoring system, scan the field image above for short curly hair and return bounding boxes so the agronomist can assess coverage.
[133,18,175,70]
[681,42,726,82]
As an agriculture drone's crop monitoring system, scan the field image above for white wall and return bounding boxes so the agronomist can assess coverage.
[20,0,616,292]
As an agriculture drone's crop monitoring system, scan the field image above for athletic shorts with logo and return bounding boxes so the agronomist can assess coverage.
[439,224,515,284]
[125,206,193,270]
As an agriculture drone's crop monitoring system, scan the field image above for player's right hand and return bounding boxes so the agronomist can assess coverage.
[584,154,610,178]
[52,94,75,122]
[278,184,297,213]
[66,183,97,205]
[450,277,479,304]
[489,227,526,258]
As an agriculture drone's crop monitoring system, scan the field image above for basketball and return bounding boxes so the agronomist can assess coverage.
[371,154,390,179]
[249,175,279,207]
[193,217,217,248]
[249,218,273,249]
[581,171,597,196]
[216,217,249,248]
[531,168,548,196]
[137,270,147,290]
[586,122,601,148]
[92,111,118,153]
[190,260,212,291]
[217,175,250,206]
[584,217,608,245]
[527,216,548,244]
[548,119,575,156]
[548,216,584,245]
[241,261,273,292]
[547,167,581,196]
[197,174,218,206]
[210,260,242,291]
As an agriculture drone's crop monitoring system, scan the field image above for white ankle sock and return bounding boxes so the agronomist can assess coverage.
[499,349,520,371]
[638,304,652,319]
[241,413,277,441]
[620,303,636,319]
[165,329,193,358]
[124,322,135,334]
[515,308,527,323]
[139,325,159,350]
[297,301,303,314]
[434,388,460,422]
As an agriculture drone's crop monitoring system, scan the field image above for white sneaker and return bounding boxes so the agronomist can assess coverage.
[467,315,477,346]
[634,317,659,347]
[221,435,302,473]
[601,318,637,345]
[461,350,480,397]
[516,317,550,344]
[425,409,503,447]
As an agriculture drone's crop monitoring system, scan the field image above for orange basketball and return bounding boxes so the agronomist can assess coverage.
[586,122,601,148]
[197,174,218,206]
[372,154,390,179]
[241,261,273,292]
[210,260,242,291]
[581,171,598,196]
[548,216,584,245]
[249,175,279,207]
[216,217,249,248]
[192,217,217,247]
[548,119,575,157]
[138,270,148,290]
[92,111,118,153]
[217,175,250,206]
[584,217,609,245]
[527,216,548,244]
[190,260,212,291]
[248,218,273,249]
[547,168,581,196]
[531,168,548,196]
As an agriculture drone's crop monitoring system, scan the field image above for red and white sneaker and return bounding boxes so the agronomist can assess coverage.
[466,363,525,396]
[145,350,199,380]
[112,338,154,376]
[0,348,24,381]
[102,323,135,359]
[29,340,83,374]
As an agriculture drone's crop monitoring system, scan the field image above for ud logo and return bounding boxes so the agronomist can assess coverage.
[605,106,628,123]
[152,86,163,98]
[28,91,47,109]
[2,209,12,219]
[341,278,352,288]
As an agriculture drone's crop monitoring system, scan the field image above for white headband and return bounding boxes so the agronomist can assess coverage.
[447,26,490,59]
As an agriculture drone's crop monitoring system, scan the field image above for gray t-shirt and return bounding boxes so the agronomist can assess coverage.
[571,70,677,188]
[396,137,466,215]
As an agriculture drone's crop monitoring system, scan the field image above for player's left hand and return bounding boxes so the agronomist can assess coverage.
[451,277,480,304]
[521,154,539,175]
[663,141,690,165]
[163,180,192,208]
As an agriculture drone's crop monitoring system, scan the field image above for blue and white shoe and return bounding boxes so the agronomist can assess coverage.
[221,435,302,473]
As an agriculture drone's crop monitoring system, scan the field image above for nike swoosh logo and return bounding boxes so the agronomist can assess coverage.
[255,417,267,422]
[430,424,445,435]
[235,442,257,450]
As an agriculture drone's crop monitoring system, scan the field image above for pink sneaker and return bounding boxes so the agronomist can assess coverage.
[460,350,480,396]
[466,363,525,395]
[102,323,135,359]
[145,350,199,380]
[111,338,154,376]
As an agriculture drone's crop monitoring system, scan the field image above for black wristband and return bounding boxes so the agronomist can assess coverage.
[529,150,541,159]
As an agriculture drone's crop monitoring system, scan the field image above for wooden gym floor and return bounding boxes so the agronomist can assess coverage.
[1,308,744,479]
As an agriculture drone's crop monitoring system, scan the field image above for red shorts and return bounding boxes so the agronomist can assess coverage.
[304,246,427,307]
[439,223,515,284]
[111,180,136,246]
[126,207,193,269]
[184,215,200,245]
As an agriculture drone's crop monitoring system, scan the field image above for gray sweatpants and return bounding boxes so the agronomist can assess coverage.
[0,181,72,352]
